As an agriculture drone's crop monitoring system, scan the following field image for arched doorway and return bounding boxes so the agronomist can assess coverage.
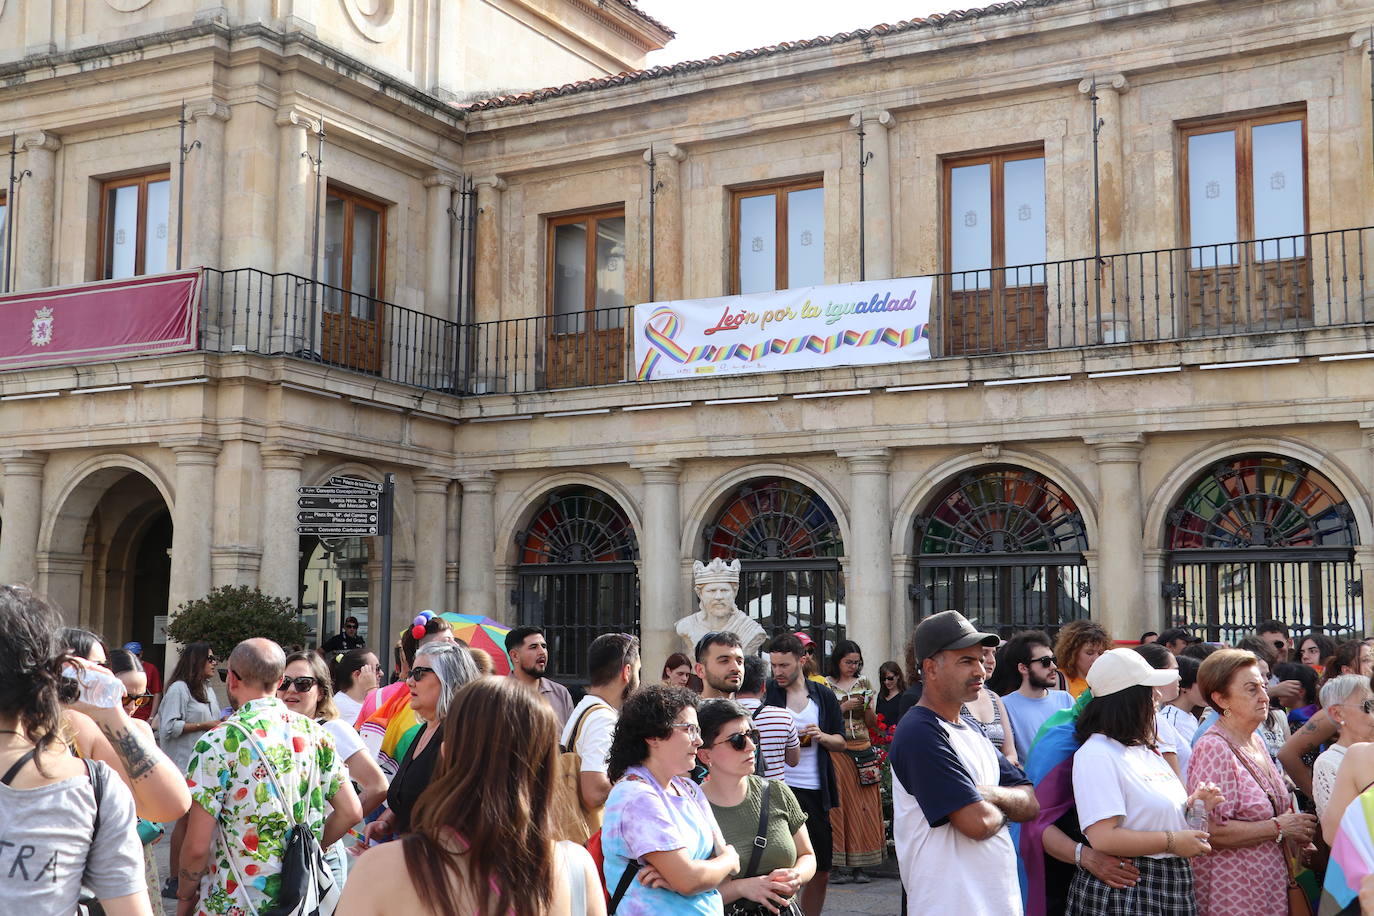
[1163,454,1362,641]
[702,478,845,651]
[514,486,639,686]
[913,465,1090,638]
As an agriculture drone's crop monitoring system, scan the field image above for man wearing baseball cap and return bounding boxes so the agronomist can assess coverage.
[890,611,1039,914]
[123,641,163,723]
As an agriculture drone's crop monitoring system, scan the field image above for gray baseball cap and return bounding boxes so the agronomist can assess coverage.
[914,610,999,662]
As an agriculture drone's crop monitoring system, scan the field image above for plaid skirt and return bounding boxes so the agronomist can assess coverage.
[1066,855,1197,916]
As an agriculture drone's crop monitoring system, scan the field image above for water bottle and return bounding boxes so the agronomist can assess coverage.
[1185,799,1208,831]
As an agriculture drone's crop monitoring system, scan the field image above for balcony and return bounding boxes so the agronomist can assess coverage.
[38,226,1372,395]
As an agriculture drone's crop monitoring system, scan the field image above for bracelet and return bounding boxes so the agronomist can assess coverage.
[1273,817,1284,843]
[1164,830,1176,854]
[1074,842,1084,867]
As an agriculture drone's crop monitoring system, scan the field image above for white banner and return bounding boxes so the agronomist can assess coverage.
[633,277,932,381]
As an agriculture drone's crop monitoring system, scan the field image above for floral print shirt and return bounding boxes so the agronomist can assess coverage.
[184,697,346,915]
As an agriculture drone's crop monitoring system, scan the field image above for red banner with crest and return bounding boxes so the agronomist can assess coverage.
[0,270,200,371]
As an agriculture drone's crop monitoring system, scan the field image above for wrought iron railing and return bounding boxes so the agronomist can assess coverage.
[197,228,1374,395]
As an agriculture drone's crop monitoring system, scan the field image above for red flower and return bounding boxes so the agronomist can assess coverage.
[292,736,306,753]
[244,863,259,876]
[243,832,259,853]
[235,787,248,800]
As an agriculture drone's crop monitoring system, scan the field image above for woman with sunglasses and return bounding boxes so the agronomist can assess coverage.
[603,684,738,916]
[278,652,388,884]
[108,647,169,916]
[696,699,816,916]
[156,641,221,899]
[874,662,906,728]
[363,642,478,844]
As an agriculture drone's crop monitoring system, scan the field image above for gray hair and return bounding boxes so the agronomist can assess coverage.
[415,641,479,721]
[1319,673,1371,710]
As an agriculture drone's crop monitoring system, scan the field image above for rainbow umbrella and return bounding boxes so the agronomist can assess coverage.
[439,612,512,675]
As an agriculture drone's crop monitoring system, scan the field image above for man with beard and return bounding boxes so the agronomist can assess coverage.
[999,629,1075,761]
[505,625,574,728]
[763,632,845,916]
[694,630,745,698]
[560,633,640,816]
[891,611,1038,915]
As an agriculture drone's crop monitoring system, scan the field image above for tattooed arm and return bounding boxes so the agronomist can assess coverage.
[66,706,193,821]
[176,803,216,916]
[1277,708,1336,799]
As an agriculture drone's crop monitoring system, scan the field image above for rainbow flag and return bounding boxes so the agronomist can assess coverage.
[1018,690,1094,916]
[1320,784,1374,915]
[356,680,421,779]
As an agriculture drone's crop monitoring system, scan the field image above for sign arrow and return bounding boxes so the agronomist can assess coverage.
[328,476,382,493]
[297,496,380,510]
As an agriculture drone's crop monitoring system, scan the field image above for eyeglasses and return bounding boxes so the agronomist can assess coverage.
[345,624,358,630]
[278,676,318,693]
[1270,640,1287,650]
[669,722,702,740]
[714,728,759,751]
[1030,655,1058,668]
[881,675,897,682]
[206,656,219,664]
[123,693,153,709]
[408,666,435,682]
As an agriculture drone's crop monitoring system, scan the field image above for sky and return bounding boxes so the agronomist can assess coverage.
[638,1,960,66]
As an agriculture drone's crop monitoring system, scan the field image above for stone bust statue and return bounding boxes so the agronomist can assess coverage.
[675,557,767,658]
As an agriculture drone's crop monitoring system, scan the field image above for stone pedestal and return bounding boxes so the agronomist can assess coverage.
[841,449,893,661]
[636,461,682,670]
[0,451,46,586]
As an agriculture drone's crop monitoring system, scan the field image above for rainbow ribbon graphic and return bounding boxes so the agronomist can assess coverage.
[636,306,929,381]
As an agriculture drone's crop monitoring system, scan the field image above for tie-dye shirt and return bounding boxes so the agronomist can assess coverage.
[601,767,724,916]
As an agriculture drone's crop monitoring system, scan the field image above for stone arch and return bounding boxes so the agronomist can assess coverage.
[497,471,644,569]
[41,453,176,558]
[891,448,1101,556]
[681,462,852,561]
[1144,437,1373,550]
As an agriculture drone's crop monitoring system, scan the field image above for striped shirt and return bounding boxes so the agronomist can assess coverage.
[738,697,800,779]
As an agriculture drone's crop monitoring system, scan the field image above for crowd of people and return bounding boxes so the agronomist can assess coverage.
[11,582,1374,915]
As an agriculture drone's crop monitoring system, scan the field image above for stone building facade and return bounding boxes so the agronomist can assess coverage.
[1,0,1372,681]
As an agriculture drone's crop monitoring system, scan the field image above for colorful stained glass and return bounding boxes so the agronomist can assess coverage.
[918,466,1087,556]
[519,486,638,565]
[705,478,843,560]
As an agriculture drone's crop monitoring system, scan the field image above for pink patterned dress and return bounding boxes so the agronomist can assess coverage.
[1186,730,1290,916]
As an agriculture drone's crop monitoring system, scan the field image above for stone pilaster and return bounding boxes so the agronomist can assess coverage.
[274,107,321,277]
[644,145,687,302]
[472,177,506,325]
[16,132,60,290]
[849,111,894,281]
[412,473,451,612]
[0,450,46,586]
[1088,434,1147,639]
[182,100,232,270]
[457,472,497,616]
[635,461,682,668]
[424,173,458,318]
[258,445,308,602]
[167,440,221,616]
[1078,75,1130,342]
[840,449,893,660]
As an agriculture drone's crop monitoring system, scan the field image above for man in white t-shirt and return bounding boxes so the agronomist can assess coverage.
[561,633,640,815]
[891,611,1039,916]
[999,630,1075,761]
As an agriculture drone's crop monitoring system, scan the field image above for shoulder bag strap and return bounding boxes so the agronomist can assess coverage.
[226,720,306,826]
[0,747,37,786]
[83,757,107,840]
[743,779,772,878]
[1225,737,1285,818]
[565,700,605,752]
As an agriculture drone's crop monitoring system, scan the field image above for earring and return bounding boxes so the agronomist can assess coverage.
[1222,707,1232,717]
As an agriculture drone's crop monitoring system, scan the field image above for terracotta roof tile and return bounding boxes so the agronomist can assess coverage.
[463,0,1062,113]
[613,0,674,36]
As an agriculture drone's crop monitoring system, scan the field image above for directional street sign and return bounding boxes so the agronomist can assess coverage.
[297,510,377,524]
[297,495,380,511]
[329,475,382,492]
[296,524,379,536]
[298,486,374,497]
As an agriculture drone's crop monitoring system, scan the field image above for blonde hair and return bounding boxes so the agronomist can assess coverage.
[469,647,494,675]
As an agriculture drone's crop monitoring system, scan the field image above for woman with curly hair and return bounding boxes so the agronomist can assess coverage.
[1054,621,1113,698]
[602,684,739,916]
[339,676,602,916]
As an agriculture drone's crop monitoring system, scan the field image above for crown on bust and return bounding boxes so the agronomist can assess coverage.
[693,557,740,586]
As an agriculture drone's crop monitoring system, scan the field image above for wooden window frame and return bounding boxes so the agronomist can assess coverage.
[544,207,626,323]
[1179,109,1309,247]
[97,170,171,280]
[325,184,387,300]
[729,177,823,295]
[940,146,1045,276]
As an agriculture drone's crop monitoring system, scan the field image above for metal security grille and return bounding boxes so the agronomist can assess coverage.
[513,487,639,685]
[704,478,846,652]
[914,466,1090,638]
[1164,455,1363,640]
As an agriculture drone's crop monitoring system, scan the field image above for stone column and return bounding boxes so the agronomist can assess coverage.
[457,472,497,616]
[1088,434,1147,640]
[424,173,457,318]
[259,445,307,602]
[471,177,506,325]
[412,473,451,612]
[0,451,46,586]
[274,107,321,277]
[849,111,894,281]
[635,462,682,669]
[182,100,232,270]
[1078,75,1129,341]
[890,553,915,661]
[446,482,461,612]
[1144,548,1169,629]
[644,145,686,302]
[167,441,220,616]
[16,132,59,290]
[841,450,893,661]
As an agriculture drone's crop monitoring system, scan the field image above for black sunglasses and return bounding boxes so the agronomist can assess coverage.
[1030,655,1058,667]
[714,728,760,751]
[408,666,435,682]
[123,692,154,708]
[278,676,318,693]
